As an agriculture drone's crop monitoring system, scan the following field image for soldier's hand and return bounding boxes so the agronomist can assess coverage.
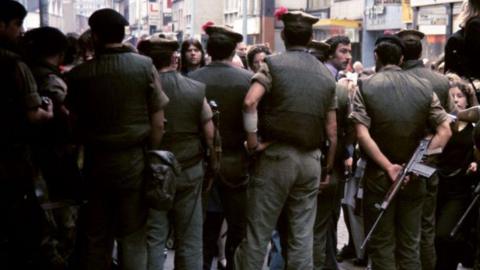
[467,162,478,174]
[386,164,403,183]
[344,157,353,174]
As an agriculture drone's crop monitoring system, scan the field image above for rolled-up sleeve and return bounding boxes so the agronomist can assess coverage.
[429,92,449,128]
[350,89,371,128]
[251,62,272,92]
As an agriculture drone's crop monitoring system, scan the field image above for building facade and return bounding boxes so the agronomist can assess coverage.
[172,0,224,41]
[411,0,463,62]
[361,0,407,67]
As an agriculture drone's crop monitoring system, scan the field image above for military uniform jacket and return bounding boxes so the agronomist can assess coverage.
[403,59,454,112]
[252,49,337,150]
[351,65,448,167]
[189,62,253,187]
[159,71,206,169]
[189,62,252,153]
[67,46,168,149]
[67,46,168,189]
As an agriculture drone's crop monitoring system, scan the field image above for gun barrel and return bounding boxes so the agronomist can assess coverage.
[361,210,385,250]
[450,194,480,237]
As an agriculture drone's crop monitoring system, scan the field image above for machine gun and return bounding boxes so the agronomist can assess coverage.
[450,182,480,237]
[361,138,436,249]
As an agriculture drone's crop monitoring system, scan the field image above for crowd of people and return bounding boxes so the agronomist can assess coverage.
[2,0,480,269]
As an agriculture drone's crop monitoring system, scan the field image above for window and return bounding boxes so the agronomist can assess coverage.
[308,0,331,10]
[374,0,401,4]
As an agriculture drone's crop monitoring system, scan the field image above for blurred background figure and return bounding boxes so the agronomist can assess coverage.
[246,44,271,73]
[235,42,248,69]
[180,38,206,76]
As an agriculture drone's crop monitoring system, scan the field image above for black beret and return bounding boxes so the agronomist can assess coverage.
[23,26,68,58]
[204,25,243,43]
[395,29,425,42]
[275,7,318,31]
[88,8,128,31]
[282,11,318,26]
[0,0,27,22]
[375,34,405,52]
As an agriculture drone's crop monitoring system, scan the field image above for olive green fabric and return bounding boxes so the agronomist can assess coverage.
[363,169,427,270]
[359,66,432,164]
[67,46,168,149]
[234,144,321,270]
[258,51,336,150]
[159,71,205,167]
[403,60,454,113]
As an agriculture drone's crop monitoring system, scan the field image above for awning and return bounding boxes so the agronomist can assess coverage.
[313,19,361,29]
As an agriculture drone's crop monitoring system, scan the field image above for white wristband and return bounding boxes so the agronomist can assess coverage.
[243,110,258,133]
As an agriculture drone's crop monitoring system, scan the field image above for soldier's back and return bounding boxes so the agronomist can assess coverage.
[403,60,451,111]
[189,62,252,151]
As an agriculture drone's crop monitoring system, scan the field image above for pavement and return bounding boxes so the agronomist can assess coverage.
[162,211,473,270]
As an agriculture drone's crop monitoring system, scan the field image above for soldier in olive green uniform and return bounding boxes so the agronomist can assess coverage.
[189,24,252,270]
[351,35,452,270]
[67,9,169,270]
[234,9,337,270]
[396,29,456,270]
[309,40,354,270]
[138,37,215,270]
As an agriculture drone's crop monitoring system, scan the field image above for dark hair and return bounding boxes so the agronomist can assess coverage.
[450,80,475,107]
[0,1,27,24]
[180,38,205,73]
[247,45,271,70]
[23,27,68,60]
[92,24,125,44]
[283,25,312,47]
[207,34,237,61]
[137,40,175,70]
[64,33,79,65]
[375,41,403,66]
[325,35,351,57]
[147,51,174,70]
[403,40,422,61]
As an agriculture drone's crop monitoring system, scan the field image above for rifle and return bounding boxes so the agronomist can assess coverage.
[209,100,222,163]
[361,138,436,249]
[450,182,480,237]
[203,100,222,192]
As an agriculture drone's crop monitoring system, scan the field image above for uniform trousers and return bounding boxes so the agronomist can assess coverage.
[363,168,426,270]
[147,161,204,270]
[313,166,340,270]
[234,144,321,270]
[80,147,148,270]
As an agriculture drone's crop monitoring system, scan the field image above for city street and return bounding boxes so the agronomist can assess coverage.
[162,212,364,270]
[163,211,473,270]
